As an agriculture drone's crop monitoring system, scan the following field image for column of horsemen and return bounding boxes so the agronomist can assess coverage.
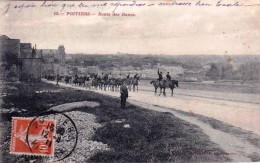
[44,69,179,95]
[45,72,141,91]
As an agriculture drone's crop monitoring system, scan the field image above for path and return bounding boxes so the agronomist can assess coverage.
[43,80,260,161]
[131,100,259,162]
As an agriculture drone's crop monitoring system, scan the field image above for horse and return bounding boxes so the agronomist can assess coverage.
[65,75,72,84]
[107,78,117,91]
[91,79,99,89]
[96,77,104,90]
[77,76,85,86]
[125,78,133,91]
[115,78,125,91]
[84,78,92,89]
[45,74,55,81]
[56,75,64,85]
[72,75,79,86]
[132,76,140,91]
[150,79,179,96]
[99,79,109,91]
[150,80,160,94]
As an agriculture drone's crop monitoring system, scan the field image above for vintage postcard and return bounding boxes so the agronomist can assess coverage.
[0,0,260,162]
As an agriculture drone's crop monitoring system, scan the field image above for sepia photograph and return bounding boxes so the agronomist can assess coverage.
[0,0,260,162]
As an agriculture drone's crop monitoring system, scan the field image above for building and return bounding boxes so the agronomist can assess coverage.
[19,43,42,82]
[38,45,66,75]
[19,58,42,81]
[183,70,198,81]
[0,35,42,81]
[1,34,68,80]
[0,35,20,58]
[38,45,66,64]
[20,43,33,58]
[65,54,73,62]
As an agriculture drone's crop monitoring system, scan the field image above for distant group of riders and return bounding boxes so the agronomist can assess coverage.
[45,72,141,92]
[44,68,179,96]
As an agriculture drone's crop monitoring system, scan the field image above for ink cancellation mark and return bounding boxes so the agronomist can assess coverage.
[26,111,78,161]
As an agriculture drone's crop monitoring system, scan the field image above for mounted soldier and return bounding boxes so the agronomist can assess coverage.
[86,73,91,81]
[134,73,139,79]
[157,69,163,84]
[94,73,98,80]
[108,73,112,80]
[97,75,101,81]
[101,73,105,79]
[65,75,71,84]
[166,72,171,81]
[126,73,130,79]
[103,73,109,81]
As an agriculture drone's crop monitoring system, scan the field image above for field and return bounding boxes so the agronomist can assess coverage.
[0,81,230,162]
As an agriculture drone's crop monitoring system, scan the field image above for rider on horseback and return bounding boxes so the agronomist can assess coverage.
[94,73,98,79]
[134,73,139,79]
[103,73,109,81]
[126,73,130,79]
[108,73,112,80]
[86,73,91,81]
[166,72,171,81]
[101,73,105,79]
[97,74,101,81]
[157,69,163,84]
[165,72,172,86]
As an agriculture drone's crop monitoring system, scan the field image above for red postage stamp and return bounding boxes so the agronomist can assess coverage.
[10,117,55,156]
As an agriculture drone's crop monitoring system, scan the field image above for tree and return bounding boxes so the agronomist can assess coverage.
[206,63,220,81]
[1,52,19,71]
[237,62,260,81]
[221,64,233,80]
[6,65,19,81]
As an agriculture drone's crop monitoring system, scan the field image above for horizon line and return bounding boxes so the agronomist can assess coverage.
[66,53,260,56]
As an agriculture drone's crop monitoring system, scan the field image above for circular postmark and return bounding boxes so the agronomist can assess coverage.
[26,111,78,161]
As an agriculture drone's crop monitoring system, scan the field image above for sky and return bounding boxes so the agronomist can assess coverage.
[0,0,260,55]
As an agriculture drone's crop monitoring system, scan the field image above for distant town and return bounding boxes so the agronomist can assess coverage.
[1,34,260,82]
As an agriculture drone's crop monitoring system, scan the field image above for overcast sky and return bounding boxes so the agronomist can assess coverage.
[0,1,260,55]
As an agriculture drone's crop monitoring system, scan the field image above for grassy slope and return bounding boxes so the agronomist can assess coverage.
[1,82,229,162]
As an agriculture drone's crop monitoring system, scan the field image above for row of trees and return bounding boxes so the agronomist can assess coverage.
[206,62,260,81]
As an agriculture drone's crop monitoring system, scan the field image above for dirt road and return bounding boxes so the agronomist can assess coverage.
[129,100,259,162]
[44,79,260,135]
[43,80,260,161]
[130,90,260,135]
[92,86,260,135]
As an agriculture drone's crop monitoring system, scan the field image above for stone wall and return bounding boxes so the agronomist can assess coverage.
[42,63,54,75]
[0,37,20,59]
[20,58,42,81]
[0,36,21,81]
[20,43,32,58]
